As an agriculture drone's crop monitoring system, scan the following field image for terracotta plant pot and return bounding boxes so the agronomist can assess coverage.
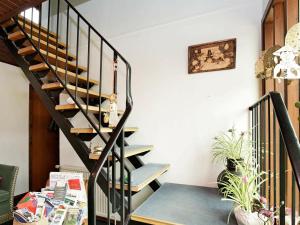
[234,207,268,225]
[217,158,243,195]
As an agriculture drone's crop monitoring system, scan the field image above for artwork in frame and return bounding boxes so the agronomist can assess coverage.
[188,38,236,74]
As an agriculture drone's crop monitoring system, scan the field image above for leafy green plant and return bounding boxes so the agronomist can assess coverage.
[212,127,251,163]
[220,162,266,213]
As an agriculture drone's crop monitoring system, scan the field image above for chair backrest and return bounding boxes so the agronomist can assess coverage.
[0,164,19,208]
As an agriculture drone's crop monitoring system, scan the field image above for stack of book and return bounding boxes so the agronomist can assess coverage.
[13,172,87,225]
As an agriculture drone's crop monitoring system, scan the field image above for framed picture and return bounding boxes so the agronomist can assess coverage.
[188,38,236,74]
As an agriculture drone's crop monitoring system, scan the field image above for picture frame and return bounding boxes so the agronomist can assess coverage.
[188,38,236,74]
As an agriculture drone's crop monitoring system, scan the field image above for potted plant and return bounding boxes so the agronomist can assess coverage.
[212,127,251,193]
[220,163,277,225]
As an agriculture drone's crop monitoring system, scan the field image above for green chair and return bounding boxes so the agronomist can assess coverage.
[0,164,18,224]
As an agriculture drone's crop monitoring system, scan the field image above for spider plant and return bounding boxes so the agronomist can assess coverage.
[220,162,266,213]
[212,127,251,164]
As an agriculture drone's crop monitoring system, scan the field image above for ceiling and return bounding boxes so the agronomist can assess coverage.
[0,0,45,66]
[74,0,262,38]
[0,0,44,23]
[0,0,263,66]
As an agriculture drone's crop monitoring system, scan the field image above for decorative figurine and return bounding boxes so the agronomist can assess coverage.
[255,45,281,79]
[108,94,119,128]
[273,46,300,81]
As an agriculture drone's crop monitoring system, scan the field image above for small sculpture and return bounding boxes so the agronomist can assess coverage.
[255,45,281,79]
[273,46,300,81]
[285,23,300,52]
[108,94,119,128]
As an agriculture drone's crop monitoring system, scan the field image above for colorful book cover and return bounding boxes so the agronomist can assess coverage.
[17,193,37,214]
[50,208,67,225]
[68,179,81,190]
[44,199,55,217]
[64,208,80,225]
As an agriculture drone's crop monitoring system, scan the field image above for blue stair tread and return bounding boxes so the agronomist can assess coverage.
[131,183,237,225]
[116,163,169,192]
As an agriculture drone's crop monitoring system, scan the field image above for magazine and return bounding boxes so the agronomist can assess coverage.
[50,208,67,225]
[49,172,86,203]
[14,172,88,225]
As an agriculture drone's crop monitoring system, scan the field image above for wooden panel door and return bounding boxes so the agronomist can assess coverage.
[29,85,59,191]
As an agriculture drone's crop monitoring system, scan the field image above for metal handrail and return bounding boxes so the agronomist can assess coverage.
[249,91,300,225]
[249,91,300,189]
[11,1,133,224]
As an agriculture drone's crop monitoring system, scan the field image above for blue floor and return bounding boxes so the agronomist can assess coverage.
[132,183,237,225]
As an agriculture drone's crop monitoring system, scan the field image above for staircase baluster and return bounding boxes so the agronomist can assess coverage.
[292,174,296,225]
[23,11,25,29]
[38,5,42,50]
[55,0,60,73]
[273,108,277,209]
[98,39,103,129]
[46,0,51,61]
[75,14,80,100]
[107,157,111,225]
[253,107,257,171]
[113,52,118,95]
[64,5,70,85]
[267,97,271,209]
[263,100,267,196]
[30,7,33,38]
[119,129,125,225]
[127,170,132,215]
[251,105,254,168]
[260,102,263,195]
[262,101,266,195]
[279,133,286,225]
[86,27,90,114]
[112,146,116,213]
[256,105,259,182]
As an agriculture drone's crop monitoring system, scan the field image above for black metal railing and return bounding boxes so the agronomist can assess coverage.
[12,1,133,225]
[249,91,300,225]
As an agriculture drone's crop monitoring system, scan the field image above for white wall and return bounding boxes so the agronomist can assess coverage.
[263,0,270,10]
[60,0,261,187]
[0,62,29,195]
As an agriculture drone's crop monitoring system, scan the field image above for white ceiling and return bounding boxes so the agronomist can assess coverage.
[73,0,262,37]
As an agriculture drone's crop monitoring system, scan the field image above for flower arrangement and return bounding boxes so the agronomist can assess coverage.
[220,163,265,213]
[219,162,280,225]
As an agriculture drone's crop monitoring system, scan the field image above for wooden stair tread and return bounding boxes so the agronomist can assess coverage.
[19,46,86,72]
[0,19,15,29]
[70,127,138,134]
[114,163,170,192]
[8,26,65,49]
[29,63,97,85]
[41,82,108,99]
[1,18,57,38]
[55,103,123,114]
[18,23,65,48]
[131,183,237,225]
[7,31,75,60]
[16,16,57,38]
[89,145,153,160]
